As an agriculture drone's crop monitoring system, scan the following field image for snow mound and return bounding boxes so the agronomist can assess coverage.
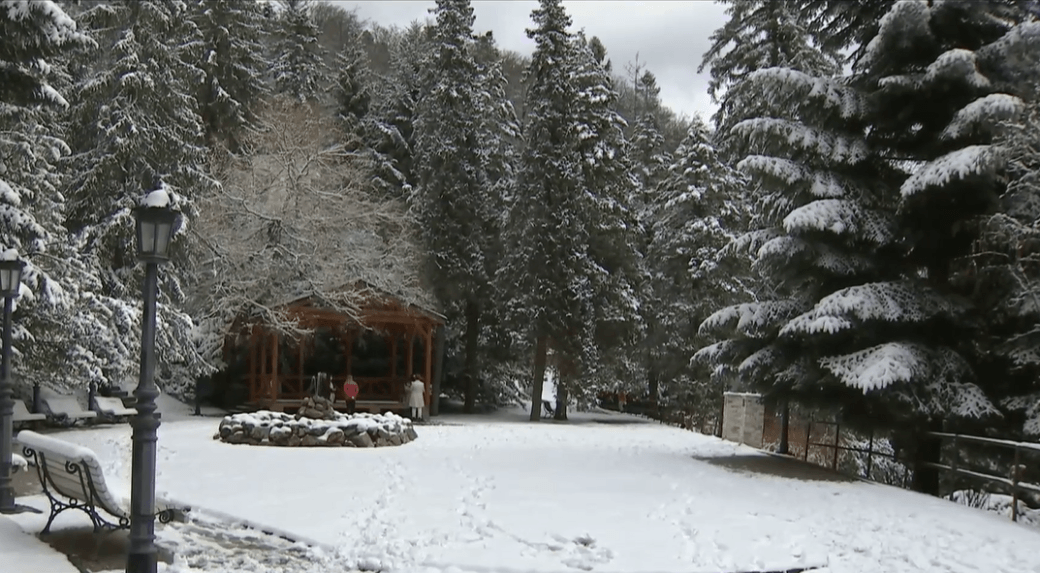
[216,411,418,448]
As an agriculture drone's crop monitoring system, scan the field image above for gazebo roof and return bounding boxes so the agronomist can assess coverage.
[272,282,444,335]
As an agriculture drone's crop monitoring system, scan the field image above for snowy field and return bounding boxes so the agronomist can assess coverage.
[5,404,1040,573]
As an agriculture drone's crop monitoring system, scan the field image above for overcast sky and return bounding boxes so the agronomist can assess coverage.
[329,1,729,120]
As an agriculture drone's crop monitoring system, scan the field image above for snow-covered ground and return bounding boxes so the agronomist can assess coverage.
[5,404,1040,573]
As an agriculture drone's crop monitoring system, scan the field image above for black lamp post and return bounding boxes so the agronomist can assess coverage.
[127,193,179,573]
[0,251,25,514]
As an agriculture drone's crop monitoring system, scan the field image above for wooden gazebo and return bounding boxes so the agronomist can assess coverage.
[226,291,444,416]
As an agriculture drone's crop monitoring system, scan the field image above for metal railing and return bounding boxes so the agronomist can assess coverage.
[922,431,1040,522]
[800,419,911,487]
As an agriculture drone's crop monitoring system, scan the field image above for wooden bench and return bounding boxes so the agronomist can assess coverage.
[41,396,97,426]
[16,430,185,534]
[13,399,45,428]
[91,396,137,422]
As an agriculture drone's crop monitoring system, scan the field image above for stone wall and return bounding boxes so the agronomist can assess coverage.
[721,392,764,448]
[215,409,417,448]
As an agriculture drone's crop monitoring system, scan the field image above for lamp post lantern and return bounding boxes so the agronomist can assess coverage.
[0,250,25,514]
[127,191,179,573]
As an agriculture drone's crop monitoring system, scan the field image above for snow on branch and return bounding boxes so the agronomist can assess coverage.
[820,342,927,391]
[900,145,1004,199]
[821,342,998,419]
[756,235,876,278]
[737,155,871,201]
[728,67,865,120]
[783,199,897,245]
[942,94,1023,140]
[699,299,807,339]
[925,49,990,90]
[738,344,782,378]
[691,339,744,366]
[781,281,967,337]
[730,118,869,166]
[191,98,430,361]
[1002,392,1040,436]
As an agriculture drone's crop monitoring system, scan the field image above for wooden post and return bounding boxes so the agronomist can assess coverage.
[866,430,875,480]
[832,423,841,470]
[389,335,397,379]
[951,434,959,473]
[270,332,279,404]
[345,330,353,377]
[248,327,258,403]
[405,331,414,379]
[259,328,267,403]
[297,335,306,395]
[424,326,433,408]
[431,325,445,417]
[1012,445,1021,523]
[804,420,813,461]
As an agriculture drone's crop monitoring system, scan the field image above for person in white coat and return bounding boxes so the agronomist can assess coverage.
[407,375,426,420]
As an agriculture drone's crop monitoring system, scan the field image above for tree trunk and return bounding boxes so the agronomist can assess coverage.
[647,364,660,418]
[529,335,548,421]
[554,381,568,421]
[778,399,791,455]
[911,418,944,496]
[463,300,480,414]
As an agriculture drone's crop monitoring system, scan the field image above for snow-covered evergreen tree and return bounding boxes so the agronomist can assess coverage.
[498,0,596,420]
[63,0,215,395]
[980,82,1040,437]
[469,30,521,380]
[699,0,838,131]
[412,0,505,413]
[269,0,328,103]
[627,69,672,403]
[629,71,671,216]
[650,119,749,410]
[0,0,94,390]
[693,65,928,438]
[190,0,269,150]
[367,22,432,198]
[850,2,1038,448]
[799,0,894,66]
[565,32,645,408]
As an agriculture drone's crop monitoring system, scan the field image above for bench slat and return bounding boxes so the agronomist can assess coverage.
[46,463,89,502]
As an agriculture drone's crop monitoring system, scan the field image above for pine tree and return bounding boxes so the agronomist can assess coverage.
[979,83,1040,437]
[413,0,502,413]
[799,0,894,66]
[368,23,433,198]
[629,71,671,213]
[699,0,838,131]
[190,0,269,150]
[63,0,215,395]
[498,0,595,420]
[650,119,749,413]
[627,69,671,404]
[0,1,94,389]
[561,33,645,412]
[470,30,521,385]
[852,1,1035,443]
[270,0,328,103]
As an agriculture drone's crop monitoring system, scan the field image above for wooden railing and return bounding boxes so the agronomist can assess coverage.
[245,374,414,403]
[922,432,1040,522]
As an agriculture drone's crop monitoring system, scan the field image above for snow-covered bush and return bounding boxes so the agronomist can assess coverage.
[948,490,1040,529]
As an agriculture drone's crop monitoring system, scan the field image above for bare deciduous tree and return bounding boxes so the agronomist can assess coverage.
[190,97,431,364]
